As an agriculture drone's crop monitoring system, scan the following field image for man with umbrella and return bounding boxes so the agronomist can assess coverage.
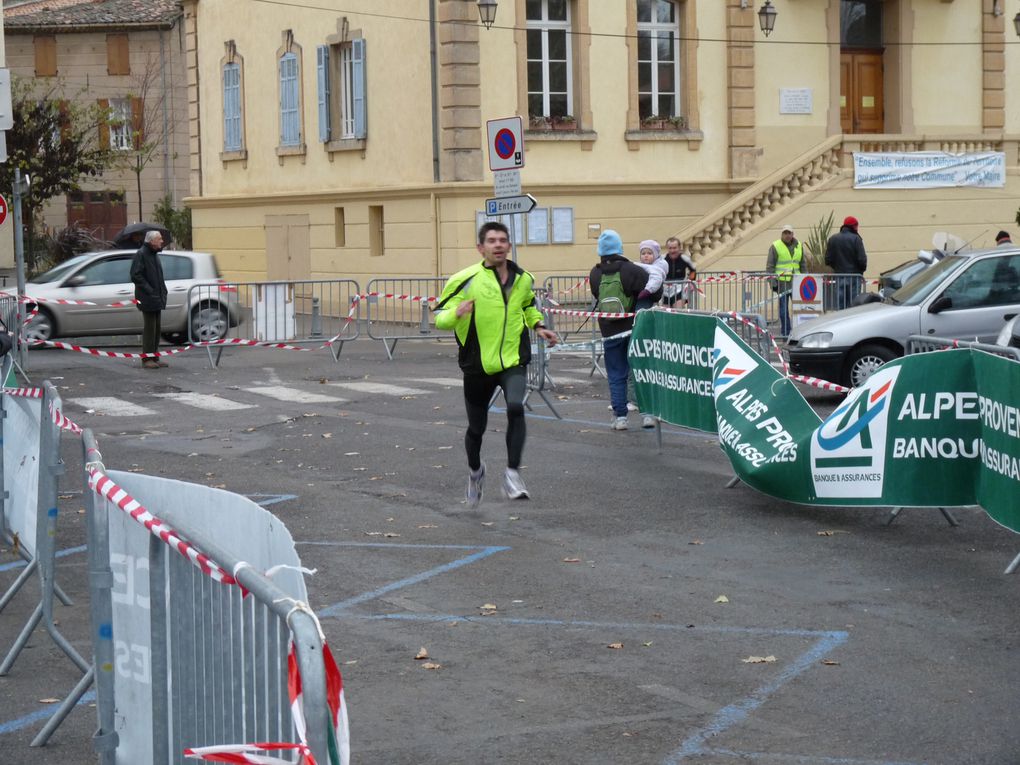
[130,230,168,369]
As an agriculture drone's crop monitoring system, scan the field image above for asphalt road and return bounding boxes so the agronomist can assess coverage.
[1,335,1018,765]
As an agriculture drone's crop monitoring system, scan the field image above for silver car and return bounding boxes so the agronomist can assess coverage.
[14,249,240,344]
[785,246,1020,387]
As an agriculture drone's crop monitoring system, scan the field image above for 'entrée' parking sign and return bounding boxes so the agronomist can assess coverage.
[486,116,524,172]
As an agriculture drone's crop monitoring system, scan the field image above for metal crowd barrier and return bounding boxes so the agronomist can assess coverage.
[75,431,333,764]
[364,277,452,359]
[187,279,362,367]
[906,335,1020,361]
[541,274,603,378]
[0,381,87,687]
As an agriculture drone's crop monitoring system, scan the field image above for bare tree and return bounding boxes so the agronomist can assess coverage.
[106,53,179,222]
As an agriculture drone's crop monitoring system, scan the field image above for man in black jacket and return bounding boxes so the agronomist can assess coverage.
[589,230,649,431]
[825,215,867,309]
[130,230,168,369]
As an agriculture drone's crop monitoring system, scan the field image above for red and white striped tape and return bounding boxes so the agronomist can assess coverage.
[31,340,194,359]
[183,742,314,764]
[2,386,43,398]
[88,469,238,586]
[544,307,635,320]
[49,400,83,434]
[788,374,850,393]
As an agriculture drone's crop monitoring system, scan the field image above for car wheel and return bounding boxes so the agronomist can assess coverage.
[843,344,898,388]
[23,307,55,344]
[161,331,189,346]
[190,303,228,342]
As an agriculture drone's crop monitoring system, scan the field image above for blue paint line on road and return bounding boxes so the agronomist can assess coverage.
[296,541,508,551]
[319,545,510,617]
[0,690,96,735]
[664,631,849,764]
[705,749,927,765]
[0,544,86,573]
[342,612,843,640]
[342,613,878,765]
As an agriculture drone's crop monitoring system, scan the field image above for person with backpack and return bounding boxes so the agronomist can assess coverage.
[589,230,649,431]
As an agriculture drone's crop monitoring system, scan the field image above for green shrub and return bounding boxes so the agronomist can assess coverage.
[803,211,834,272]
[152,194,192,250]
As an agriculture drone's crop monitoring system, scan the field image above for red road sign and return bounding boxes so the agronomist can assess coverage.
[799,276,818,302]
[0,194,7,227]
[494,128,516,160]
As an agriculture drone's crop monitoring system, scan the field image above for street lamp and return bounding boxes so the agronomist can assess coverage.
[477,0,497,30]
[758,0,778,36]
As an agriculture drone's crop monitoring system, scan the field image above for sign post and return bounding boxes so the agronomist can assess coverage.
[486,117,531,262]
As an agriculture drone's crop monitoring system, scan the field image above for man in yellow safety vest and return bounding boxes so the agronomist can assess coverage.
[766,224,806,337]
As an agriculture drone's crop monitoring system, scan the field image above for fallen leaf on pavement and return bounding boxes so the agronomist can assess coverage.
[688,539,704,545]
[821,659,841,666]
[817,530,850,536]
[480,522,495,527]
[742,655,777,664]
[421,662,442,670]
[714,595,729,603]
[418,524,439,529]
[642,641,653,647]
[607,642,624,650]
[414,647,429,660]
[38,698,59,704]
[562,557,581,563]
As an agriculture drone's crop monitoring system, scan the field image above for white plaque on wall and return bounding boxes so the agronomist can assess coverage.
[779,88,813,115]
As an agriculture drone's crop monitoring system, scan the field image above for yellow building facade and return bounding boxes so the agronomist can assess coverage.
[184,0,1020,285]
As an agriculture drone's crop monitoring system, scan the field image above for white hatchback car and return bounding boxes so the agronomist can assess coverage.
[786,246,1020,387]
[14,249,240,344]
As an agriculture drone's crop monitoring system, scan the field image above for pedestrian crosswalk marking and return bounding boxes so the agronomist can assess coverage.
[69,397,157,417]
[243,386,347,404]
[152,392,255,411]
[327,381,430,396]
[405,377,465,388]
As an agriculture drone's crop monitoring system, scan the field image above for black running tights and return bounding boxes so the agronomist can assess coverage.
[462,366,527,472]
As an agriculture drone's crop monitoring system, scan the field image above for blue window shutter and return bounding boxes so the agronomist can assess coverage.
[279,53,300,146]
[352,38,366,139]
[317,45,331,143]
[223,63,241,151]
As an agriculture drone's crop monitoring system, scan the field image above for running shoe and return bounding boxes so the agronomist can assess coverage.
[466,463,485,508]
[503,468,530,500]
[642,415,657,429]
[612,416,629,431]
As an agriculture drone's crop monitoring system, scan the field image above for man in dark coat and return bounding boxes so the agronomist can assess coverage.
[825,215,868,309]
[130,230,168,369]
[589,230,648,431]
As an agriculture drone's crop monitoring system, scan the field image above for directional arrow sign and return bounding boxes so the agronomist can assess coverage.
[485,194,537,216]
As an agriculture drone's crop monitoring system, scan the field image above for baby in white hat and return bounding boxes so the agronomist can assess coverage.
[635,239,668,310]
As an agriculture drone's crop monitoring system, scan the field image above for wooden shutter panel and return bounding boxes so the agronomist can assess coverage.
[34,36,57,77]
[97,98,110,148]
[317,45,331,143]
[107,34,130,75]
[352,38,366,139]
[131,97,145,148]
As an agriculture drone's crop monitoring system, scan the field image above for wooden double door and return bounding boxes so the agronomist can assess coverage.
[840,51,883,134]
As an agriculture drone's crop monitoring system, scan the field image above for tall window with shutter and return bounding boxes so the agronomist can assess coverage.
[279,52,301,147]
[34,35,57,77]
[223,62,242,151]
[318,34,367,147]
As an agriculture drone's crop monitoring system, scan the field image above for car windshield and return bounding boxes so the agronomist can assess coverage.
[890,255,969,306]
[31,254,93,284]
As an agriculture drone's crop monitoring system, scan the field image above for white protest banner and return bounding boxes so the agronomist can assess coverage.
[853,151,1005,189]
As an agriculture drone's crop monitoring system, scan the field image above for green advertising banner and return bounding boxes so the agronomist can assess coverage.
[629,311,718,433]
[631,311,1020,533]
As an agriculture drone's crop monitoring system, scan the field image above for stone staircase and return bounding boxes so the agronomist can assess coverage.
[681,133,1012,271]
